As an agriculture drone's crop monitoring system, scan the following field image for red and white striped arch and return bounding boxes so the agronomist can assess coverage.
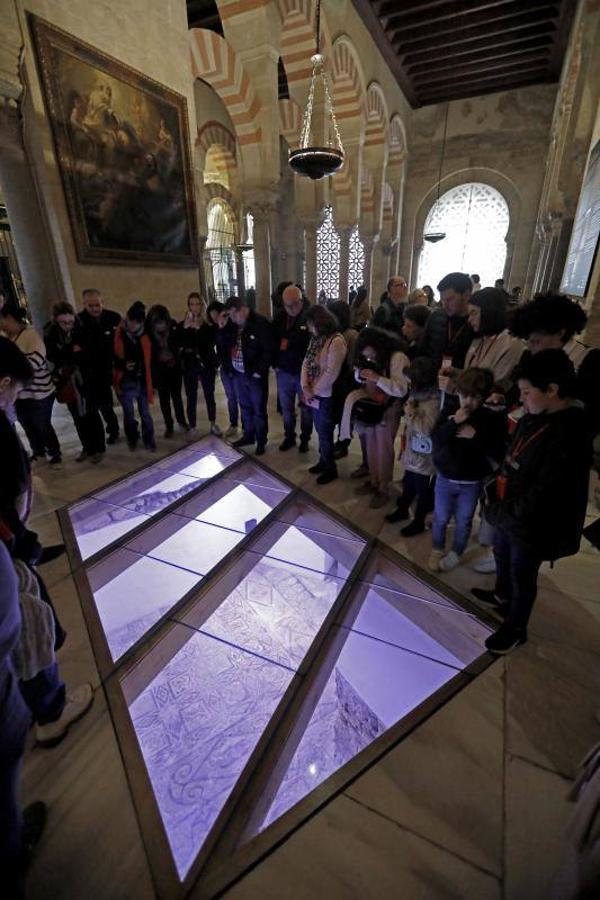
[382,182,394,227]
[365,82,388,151]
[276,0,332,95]
[389,114,407,165]
[190,28,261,147]
[279,98,303,147]
[331,37,365,131]
[361,167,375,215]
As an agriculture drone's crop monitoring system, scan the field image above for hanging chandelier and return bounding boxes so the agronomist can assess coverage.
[289,0,344,180]
[424,102,449,244]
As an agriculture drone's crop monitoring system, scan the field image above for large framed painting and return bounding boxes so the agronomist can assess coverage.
[29,15,198,267]
[561,137,600,297]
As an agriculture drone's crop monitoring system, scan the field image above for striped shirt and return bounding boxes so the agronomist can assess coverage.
[15,326,54,400]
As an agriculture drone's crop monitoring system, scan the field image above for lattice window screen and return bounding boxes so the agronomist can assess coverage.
[349,227,365,290]
[317,205,340,301]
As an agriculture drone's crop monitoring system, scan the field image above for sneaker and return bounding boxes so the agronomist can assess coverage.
[106,434,119,445]
[369,491,390,509]
[22,801,48,866]
[471,588,505,608]
[308,461,324,474]
[427,549,445,572]
[401,520,425,537]
[232,435,254,449]
[164,427,174,439]
[38,544,66,565]
[385,505,410,523]
[225,424,238,438]
[89,452,104,464]
[333,443,349,460]
[316,469,338,485]
[350,463,369,479]
[485,624,527,655]
[210,423,223,437]
[36,683,94,748]
[298,439,310,454]
[75,450,89,463]
[354,481,375,497]
[255,444,266,456]
[439,550,461,572]
[279,437,296,451]
[48,455,62,466]
[472,551,497,574]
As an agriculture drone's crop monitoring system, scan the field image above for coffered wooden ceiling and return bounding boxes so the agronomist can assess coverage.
[352,0,577,108]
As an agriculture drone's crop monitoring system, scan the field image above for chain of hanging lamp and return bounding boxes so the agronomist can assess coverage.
[298,0,344,153]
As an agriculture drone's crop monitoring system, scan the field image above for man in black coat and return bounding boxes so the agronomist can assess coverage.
[473,350,593,655]
[419,271,474,370]
[372,275,409,335]
[224,296,273,455]
[75,289,121,445]
[272,284,312,452]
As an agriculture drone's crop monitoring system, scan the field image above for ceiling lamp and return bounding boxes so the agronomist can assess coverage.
[289,0,344,180]
[424,103,449,244]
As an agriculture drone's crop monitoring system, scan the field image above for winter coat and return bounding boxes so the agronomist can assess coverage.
[113,326,154,402]
[420,308,474,370]
[272,302,311,374]
[372,295,405,335]
[432,404,507,482]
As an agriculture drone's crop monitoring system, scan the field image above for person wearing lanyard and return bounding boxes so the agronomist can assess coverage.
[472,349,593,655]
[272,285,312,453]
[419,272,474,372]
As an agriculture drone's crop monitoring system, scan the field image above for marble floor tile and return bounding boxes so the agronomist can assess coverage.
[222,793,501,900]
[538,554,600,605]
[344,662,504,877]
[504,755,572,900]
[525,585,600,656]
[505,633,600,778]
[23,689,154,900]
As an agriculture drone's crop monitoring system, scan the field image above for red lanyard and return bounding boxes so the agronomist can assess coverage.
[509,423,550,463]
[471,334,498,367]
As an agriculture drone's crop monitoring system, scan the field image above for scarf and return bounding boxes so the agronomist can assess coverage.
[304,335,328,386]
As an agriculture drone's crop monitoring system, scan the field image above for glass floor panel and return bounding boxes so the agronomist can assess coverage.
[174,481,288,534]
[274,497,364,543]
[176,552,346,670]
[85,549,201,662]
[69,496,152,561]
[340,582,491,670]
[257,628,458,832]
[358,549,469,612]
[248,520,364,581]
[125,515,243,576]
[123,625,294,880]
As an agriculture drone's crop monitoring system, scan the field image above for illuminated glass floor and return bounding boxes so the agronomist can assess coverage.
[61,436,494,896]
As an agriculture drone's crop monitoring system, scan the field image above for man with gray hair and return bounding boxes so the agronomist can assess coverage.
[271,284,312,453]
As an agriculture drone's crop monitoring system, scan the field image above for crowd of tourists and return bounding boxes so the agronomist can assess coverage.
[1,271,599,894]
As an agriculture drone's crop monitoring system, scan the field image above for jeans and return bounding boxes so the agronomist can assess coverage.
[15,394,61,459]
[234,372,268,447]
[493,529,542,631]
[220,367,239,427]
[119,380,155,447]
[432,475,482,555]
[312,395,336,473]
[398,470,435,525]
[99,401,119,438]
[276,369,312,441]
[156,367,186,431]
[183,361,217,428]
[66,401,106,455]
[19,661,65,726]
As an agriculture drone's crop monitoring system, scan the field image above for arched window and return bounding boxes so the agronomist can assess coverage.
[316,205,340,301]
[349,227,365,290]
[242,213,256,292]
[417,183,510,291]
[205,200,237,302]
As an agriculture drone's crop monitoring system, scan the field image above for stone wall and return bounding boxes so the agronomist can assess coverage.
[400,84,557,293]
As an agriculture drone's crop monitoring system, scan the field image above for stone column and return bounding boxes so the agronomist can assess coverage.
[338,226,352,303]
[362,236,376,297]
[304,223,318,304]
[249,202,273,317]
[235,246,246,300]
[197,234,209,299]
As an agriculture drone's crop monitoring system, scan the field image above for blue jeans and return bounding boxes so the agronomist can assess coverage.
[15,394,61,459]
[119,380,155,447]
[312,396,336,472]
[183,361,216,428]
[220,368,239,427]
[493,529,542,631]
[234,372,268,447]
[432,475,481,555]
[276,369,313,441]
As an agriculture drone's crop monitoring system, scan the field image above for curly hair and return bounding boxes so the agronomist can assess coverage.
[510,293,587,343]
[352,326,406,367]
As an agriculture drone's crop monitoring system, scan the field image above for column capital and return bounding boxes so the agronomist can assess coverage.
[246,191,278,220]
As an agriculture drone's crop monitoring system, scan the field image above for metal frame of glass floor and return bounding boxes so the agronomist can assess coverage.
[58,435,497,900]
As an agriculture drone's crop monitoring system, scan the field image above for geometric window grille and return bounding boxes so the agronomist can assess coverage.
[242,213,256,292]
[59,435,494,898]
[417,182,510,292]
[205,200,237,302]
[349,226,365,290]
[317,204,340,301]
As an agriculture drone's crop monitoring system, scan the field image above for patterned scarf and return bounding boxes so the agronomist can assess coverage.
[304,334,328,386]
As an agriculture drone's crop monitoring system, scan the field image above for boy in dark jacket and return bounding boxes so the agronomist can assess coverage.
[429,367,506,573]
[473,349,592,655]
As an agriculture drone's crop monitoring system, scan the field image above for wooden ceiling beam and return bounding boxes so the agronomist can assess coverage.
[406,34,553,71]
[418,73,552,105]
[419,64,549,97]
[390,4,560,47]
[383,0,523,31]
[412,50,550,85]
[401,21,556,60]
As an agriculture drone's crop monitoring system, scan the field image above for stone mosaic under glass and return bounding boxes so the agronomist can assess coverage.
[64,436,492,889]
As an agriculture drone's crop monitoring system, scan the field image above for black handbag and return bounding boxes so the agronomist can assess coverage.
[351,396,392,426]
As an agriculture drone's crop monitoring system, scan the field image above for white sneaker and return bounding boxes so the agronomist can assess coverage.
[472,551,497,574]
[439,550,461,572]
[427,549,445,572]
[225,425,238,438]
[210,423,223,437]
[36,683,94,748]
